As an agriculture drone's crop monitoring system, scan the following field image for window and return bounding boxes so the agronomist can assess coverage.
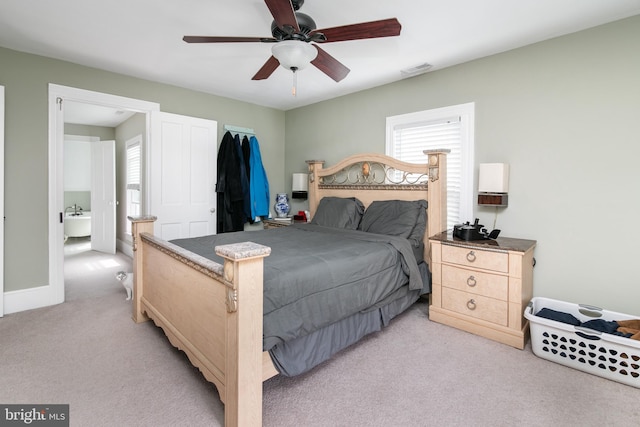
[125,136,142,236]
[386,103,475,230]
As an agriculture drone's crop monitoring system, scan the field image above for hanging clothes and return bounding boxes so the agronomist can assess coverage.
[248,136,270,220]
[242,135,251,182]
[216,131,244,233]
[234,134,252,224]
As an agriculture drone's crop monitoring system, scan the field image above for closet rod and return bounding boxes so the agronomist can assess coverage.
[224,125,255,137]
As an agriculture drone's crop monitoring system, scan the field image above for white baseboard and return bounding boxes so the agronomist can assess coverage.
[3,285,62,315]
[117,238,133,258]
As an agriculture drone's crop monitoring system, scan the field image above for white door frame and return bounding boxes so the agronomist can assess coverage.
[43,84,160,309]
[0,85,5,317]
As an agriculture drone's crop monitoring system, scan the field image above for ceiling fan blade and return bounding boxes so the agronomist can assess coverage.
[311,45,350,82]
[311,18,401,43]
[252,56,281,80]
[183,36,275,43]
[264,0,300,33]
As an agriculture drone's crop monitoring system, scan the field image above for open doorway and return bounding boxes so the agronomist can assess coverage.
[48,84,160,305]
[61,129,118,300]
[63,104,121,256]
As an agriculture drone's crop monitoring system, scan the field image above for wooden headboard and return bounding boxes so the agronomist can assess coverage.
[306,150,448,263]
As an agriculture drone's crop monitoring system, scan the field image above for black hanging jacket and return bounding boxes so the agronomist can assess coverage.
[216,131,244,233]
[234,134,252,224]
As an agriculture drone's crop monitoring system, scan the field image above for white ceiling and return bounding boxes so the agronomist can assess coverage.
[64,101,137,127]
[1,0,639,116]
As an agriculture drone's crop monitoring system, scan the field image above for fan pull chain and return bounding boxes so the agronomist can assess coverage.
[291,67,298,96]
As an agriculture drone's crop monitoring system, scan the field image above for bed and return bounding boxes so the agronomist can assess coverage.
[129,151,448,426]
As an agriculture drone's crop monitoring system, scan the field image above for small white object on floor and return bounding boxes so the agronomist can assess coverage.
[115,271,133,300]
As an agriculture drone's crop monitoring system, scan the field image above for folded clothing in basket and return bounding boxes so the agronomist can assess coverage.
[618,319,640,340]
[536,308,640,340]
[536,308,581,326]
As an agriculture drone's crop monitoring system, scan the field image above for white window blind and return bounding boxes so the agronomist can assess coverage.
[126,137,142,235]
[126,142,140,191]
[386,103,475,230]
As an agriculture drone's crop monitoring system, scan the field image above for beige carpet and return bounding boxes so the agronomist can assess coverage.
[1,244,638,426]
[63,237,133,302]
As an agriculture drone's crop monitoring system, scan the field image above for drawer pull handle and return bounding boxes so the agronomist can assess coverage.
[466,251,476,262]
[466,299,477,310]
[467,276,477,287]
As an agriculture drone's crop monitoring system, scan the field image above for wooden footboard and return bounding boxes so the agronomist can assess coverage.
[129,216,276,427]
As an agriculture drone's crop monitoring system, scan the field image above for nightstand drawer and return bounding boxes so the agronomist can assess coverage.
[442,288,508,326]
[441,244,508,273]
[441,264,508,300]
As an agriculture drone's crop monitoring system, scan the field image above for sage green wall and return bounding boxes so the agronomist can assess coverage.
[1,46,284,293]
[284,16,640,315]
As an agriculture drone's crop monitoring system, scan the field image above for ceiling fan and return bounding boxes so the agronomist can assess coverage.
[183,0,402,84]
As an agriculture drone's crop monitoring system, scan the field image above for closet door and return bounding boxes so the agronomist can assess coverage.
[150,112,217,241]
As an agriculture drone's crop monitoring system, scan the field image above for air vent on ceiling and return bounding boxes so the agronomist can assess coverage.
[401,63,433,78]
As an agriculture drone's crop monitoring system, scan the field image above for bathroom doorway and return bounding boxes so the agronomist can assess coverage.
[63,134,98,246]
[63,134,116,251]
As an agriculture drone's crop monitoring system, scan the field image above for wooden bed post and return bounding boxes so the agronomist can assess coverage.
[129,215,157,324]
[216,242,271,427]
[306,159,325,217]
[425,150,448,239]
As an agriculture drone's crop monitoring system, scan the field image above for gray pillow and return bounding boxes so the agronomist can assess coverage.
[311,197,365,229]
[359,199,428,247]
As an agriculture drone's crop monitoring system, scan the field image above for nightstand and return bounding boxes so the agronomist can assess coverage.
[428,231,536,349]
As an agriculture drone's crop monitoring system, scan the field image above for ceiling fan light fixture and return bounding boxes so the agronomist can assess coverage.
[272,40,317,71]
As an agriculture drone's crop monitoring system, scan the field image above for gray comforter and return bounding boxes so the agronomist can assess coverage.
[170,223,423,351]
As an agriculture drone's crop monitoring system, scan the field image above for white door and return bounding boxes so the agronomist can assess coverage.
[150,113,217,240]
[91,140,116,254]
[0,85,5,317]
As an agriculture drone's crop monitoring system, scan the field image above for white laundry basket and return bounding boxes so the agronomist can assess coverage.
[525,297,640,388]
